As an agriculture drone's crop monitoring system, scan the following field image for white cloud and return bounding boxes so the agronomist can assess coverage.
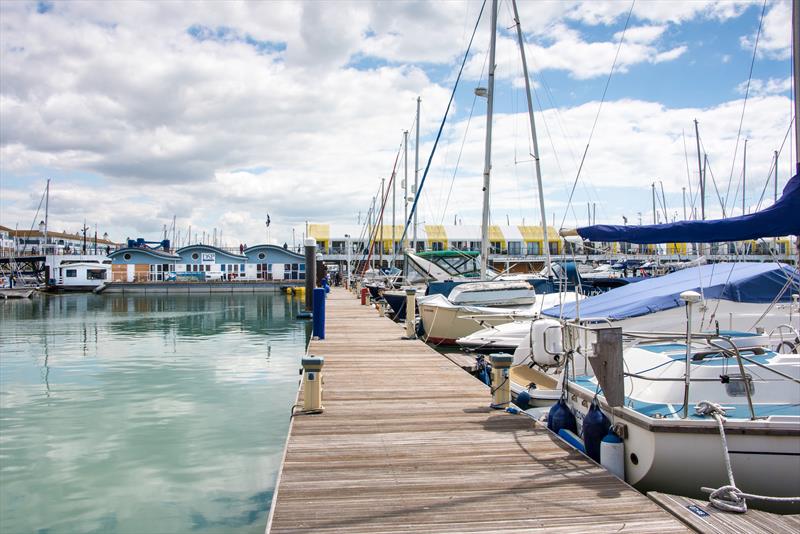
[740,0,791,60]
[736,76,792,96]
[0,0,787,243]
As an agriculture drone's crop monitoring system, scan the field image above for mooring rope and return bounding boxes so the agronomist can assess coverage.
[696,400,800,513]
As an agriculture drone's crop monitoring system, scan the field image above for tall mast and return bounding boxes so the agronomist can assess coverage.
[413,97,420,253]
[380,177,385,269]
[742,139,747,215]
[479,0,498,280]
[682,187,687,220]
[652,183,657,224]
[511,0,551,270]
[774,150,779,203]
[694,119,705,220]
[403,129,409,276]
[794,0,799,175]
[391,162,396,265]
[43,179,49,254]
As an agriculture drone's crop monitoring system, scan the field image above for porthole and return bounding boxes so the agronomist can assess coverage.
[630,453,639,465]
[192,253,199,260]
[258,252,266,260]
[123,253,132,260]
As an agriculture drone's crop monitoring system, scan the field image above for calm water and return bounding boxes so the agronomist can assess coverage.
[0,293,309,534]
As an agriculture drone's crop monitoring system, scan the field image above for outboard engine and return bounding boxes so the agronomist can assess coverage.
[513,318,564,368]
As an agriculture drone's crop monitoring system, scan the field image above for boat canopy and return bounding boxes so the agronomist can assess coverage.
[574,173,800,244]
[542,262,799,321]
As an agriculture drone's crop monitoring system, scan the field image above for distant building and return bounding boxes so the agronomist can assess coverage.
[108,243,305,282]
[0,222,119,256]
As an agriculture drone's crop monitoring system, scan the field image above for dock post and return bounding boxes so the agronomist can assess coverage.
[304,238,316,313]
[360,287,368,305]
[404,288,416,339]
[312,287,325,339]
[489,354,514,409]
[301,356,324,412]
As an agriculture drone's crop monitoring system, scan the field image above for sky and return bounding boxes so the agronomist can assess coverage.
[0,0,795,247]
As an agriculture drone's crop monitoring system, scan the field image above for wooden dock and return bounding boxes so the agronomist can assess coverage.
[648,492,800,534]
[266,288,688,533]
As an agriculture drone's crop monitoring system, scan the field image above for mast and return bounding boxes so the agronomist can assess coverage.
[774,150,779,203]
[43,179,49,254]
[742,139,747,215]
[479,0,498,280]
[694,119,705,220]
[682,187,687,220]
[380,177,385,269]
[511,0,551,270]
[651,183,657,224]
[413,97,420,253]
[794,0,799,175]
[403,130,409,277]
[392,157,396,266]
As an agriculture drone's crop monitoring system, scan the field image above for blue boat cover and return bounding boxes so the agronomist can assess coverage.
[543,262,800,321]
[576,173,800,243]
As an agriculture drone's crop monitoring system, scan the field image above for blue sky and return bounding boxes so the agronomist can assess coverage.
[0,0,795,245]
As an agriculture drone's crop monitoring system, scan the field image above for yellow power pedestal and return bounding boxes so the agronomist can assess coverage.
[301,356,324,412]
[490,354,514,409]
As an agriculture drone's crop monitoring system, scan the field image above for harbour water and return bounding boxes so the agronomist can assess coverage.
[0,293,309,534]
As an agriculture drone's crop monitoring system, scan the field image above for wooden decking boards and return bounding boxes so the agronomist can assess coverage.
[266,288,688,533]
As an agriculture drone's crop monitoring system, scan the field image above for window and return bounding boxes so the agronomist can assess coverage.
[221,264,226,271]
[508,241,521,255]
[549,241,558,254]
[526,242,540,255]
[192,253,199,260]
[490,241,502,254]
[87,269,107,280]
[258,252,266,260]
[431,241,444,251]
[66,269,77,278]
[123,253,132,260]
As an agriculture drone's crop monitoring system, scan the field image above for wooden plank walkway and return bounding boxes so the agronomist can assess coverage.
[266,288,688,533]
[648,492,800,534]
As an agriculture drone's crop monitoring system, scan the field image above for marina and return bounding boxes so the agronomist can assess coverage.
[2,0,800,532]
[267,288,688,532]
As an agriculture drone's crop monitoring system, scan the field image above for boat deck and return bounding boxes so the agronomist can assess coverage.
[266,287,688,533]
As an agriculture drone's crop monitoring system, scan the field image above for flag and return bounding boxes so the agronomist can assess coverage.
[266,214,271,227]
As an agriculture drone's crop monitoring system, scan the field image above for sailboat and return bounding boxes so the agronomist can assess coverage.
[417,0,571,344]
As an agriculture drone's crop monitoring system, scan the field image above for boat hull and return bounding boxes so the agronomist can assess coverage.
[418,301,516,345]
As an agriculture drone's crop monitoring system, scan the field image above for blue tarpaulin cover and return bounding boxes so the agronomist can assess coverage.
[542,262,799,321]
[576,173,800,243]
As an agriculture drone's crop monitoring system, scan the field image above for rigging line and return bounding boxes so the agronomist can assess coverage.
[439,39,489,226]
[559,0,635,231]
[755,116,794,211]
[723,0,767,215]
[397,0,487,252]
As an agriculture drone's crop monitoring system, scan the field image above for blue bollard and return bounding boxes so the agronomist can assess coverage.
[312,287,326,339]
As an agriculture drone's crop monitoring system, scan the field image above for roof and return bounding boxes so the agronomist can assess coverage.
[0,226,118,245]
[543,262,800,321]
[108,247,181,260]
[244,244,304,261]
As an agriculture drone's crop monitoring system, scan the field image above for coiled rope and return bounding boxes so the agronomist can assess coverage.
[696,400,800,513]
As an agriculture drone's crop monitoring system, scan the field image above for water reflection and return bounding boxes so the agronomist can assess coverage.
[0,292,309,534]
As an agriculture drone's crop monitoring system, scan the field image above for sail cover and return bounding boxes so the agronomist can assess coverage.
[575,173,800,243]
[542,262,799,321]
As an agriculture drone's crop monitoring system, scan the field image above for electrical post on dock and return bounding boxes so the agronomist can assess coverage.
[489,354,514,409]
[301,356,324,412]
[304,238,316,313]
[404,288,416,339]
